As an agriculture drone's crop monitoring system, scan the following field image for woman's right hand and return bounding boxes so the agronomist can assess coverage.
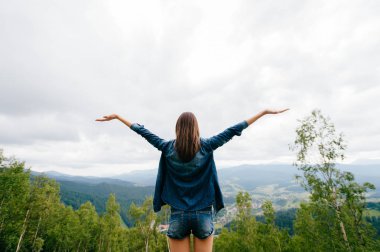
[95,114,119,122]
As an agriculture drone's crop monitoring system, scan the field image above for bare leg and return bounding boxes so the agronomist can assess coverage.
[168,236,191,252]
[194,235,213,252]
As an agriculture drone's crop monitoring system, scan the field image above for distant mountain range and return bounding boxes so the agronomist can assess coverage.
[31,170,154,226]
[31,164,380,228]
[108,164,303,187]
[35,164,380,205]
[36,164,380,193]
[32,170,136,186]
[106,164,380,187]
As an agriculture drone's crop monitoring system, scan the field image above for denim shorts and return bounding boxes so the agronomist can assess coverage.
[166,205,214,240]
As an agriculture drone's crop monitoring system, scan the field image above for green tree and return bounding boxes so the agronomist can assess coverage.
[290,110,380,251]
[76,201,101,251]
[98,193,124,251]
[215,193,291,252]
[258,200,285,251]
[128,197,167,252]
[215,191,259,251]
[22,176,61,252]
[43,203,81,251]
[0,151,134,251]
[0,151,30,251]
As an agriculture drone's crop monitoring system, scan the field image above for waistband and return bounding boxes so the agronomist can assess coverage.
[170,205,212,212]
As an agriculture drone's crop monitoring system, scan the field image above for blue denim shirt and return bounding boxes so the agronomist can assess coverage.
[130,120,248,214]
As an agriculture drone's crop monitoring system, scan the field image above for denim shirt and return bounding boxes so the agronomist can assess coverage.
[130,120,249,214]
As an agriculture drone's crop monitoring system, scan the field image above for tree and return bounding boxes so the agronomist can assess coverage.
[0,151,30,251]
[98,193,124,252]
[290,109,380,251]
[128,197,167,252]
[21,175,61,252]
[215,192,291,252]
[258,200,283,251]
[215,191,260,251]
[76,201,100,251]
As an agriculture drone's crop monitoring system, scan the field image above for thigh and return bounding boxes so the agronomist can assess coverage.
[194,234,213,252]
[168,236,191,252]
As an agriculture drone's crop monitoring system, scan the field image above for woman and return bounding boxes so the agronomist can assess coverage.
[96,109,289,252]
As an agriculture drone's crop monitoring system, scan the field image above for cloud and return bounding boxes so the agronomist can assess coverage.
[1,0,379,176]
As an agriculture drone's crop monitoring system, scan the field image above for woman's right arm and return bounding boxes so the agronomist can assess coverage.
[245,109,289,126]
[203,121,249,151]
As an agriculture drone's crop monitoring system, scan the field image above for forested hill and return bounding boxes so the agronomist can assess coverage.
[31,171,154,226]
[31,165,380,233]
[2,156,380,251]
[32,164,380,227]
[31,170,136,186]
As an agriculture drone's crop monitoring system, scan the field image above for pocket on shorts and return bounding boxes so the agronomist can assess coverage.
[194,210,214,239]
[167,210,187,239]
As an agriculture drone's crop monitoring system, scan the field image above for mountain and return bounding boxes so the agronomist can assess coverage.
[109,164,380,195]
[218,164,300,189]
[108,164,380,208]
[32,170,136,186]
[31,164,380,227]
[108,165,302,187]
[31,171,154,226]
[36,164,380,199]
[111,169,157,186]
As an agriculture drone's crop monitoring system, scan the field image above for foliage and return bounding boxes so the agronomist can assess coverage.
[214,192,291,252]
[0,149,168,252]
[289,110,380,251]
[215,110,380,251]
[256,208,297,235]
[57,179,154,226]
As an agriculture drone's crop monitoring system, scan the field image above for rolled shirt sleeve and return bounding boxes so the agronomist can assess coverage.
[203,121,249,151]
[130,123,168,151]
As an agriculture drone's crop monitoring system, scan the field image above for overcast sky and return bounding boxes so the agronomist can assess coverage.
[1,0,379,176]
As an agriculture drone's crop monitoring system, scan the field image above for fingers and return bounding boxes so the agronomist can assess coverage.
[95,115,110,121]
[272,109,289,114]
[95,114,116,122]
[266,108,290,114]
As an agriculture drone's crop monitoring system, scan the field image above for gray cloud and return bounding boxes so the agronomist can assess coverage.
[1,0,379,176]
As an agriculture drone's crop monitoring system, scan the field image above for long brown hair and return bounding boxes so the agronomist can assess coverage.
[175,112,200,162]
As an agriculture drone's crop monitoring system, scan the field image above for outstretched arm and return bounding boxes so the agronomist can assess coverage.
[95,114,167,151]
[245,108,289,126]
[95,114,132,127]
[204,108,289,151]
